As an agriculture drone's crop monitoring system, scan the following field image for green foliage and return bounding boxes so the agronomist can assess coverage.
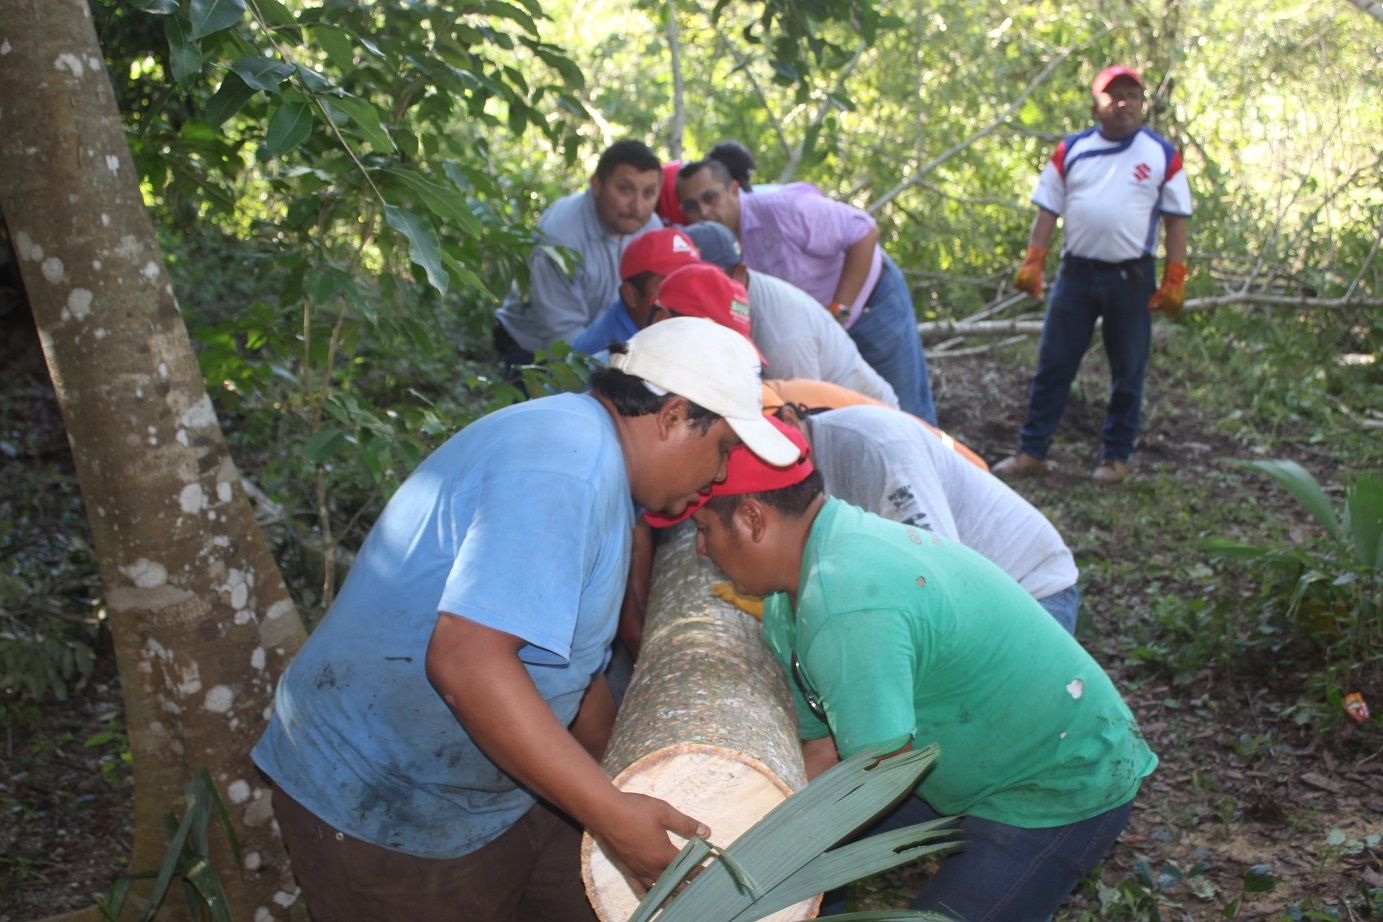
[99,767,239,922]
[0,524,101,705]
[632,743,955,922]
[1201,460,1383,718]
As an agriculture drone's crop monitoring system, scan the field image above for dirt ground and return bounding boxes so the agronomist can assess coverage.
[3,332,1379,921]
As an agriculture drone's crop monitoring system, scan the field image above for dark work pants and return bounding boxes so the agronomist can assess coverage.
[271,784,598,922]
[820,795,1133,921]
[1018,256,1156,463]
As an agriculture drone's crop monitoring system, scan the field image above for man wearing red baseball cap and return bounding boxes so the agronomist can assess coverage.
[686,417,1156,921]
[571,226,701,355]
[996,64,1193,486]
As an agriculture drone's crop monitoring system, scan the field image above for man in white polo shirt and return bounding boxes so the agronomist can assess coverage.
[994,65,1193,486]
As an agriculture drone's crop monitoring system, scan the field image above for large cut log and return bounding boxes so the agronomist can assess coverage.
[581,523,818,922]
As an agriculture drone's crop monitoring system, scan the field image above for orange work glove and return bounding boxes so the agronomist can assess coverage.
[1148,259,1189,318]
[711,582,764,620]
[1013,246,1049,298]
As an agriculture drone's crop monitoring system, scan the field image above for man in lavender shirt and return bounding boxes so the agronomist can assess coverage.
[676,158,936,424]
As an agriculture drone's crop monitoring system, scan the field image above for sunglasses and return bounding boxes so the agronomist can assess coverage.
[791,648,828,724]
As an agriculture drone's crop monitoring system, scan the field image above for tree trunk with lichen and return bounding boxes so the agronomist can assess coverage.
[0,2,306,919]
[581,523,816,922]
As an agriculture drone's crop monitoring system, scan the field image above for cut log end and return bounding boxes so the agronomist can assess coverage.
[581,742,818,922]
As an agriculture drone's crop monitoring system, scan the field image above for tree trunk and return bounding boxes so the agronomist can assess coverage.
[581,524,815,922]
[666,0,685,160]
[0,2,306,919]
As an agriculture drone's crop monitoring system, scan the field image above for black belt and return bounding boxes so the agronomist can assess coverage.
[1062,254,1153,272]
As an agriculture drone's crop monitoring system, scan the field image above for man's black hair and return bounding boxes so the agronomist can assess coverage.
[709,141,757,190]
[595,140,661,180]
[622,270,661,297]
[677,157,733,187]
[589,344,719,433]
[704,466,824,525]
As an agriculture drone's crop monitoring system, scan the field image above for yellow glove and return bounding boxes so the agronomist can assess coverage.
[711,582,764,620]
[1013,246,1049,298]
[1148,259,1189,318]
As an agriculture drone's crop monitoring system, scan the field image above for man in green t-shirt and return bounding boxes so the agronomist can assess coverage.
[668,416,1156,921]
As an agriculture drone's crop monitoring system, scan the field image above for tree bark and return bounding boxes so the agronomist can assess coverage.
[666,0,684,160]
[0,2,306,919]
[581,524,815,922]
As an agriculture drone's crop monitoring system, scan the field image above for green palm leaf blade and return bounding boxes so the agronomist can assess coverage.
[723,819,961,922]
[815,914,956,921]
[1344,473,1383,571]
[635,743,939,922]
[1240,460,1341,540]
[628,837,720,922]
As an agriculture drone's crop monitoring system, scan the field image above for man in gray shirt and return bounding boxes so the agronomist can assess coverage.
[781,403,1080,633]
[682,222,898,407]
[495,140,663,375]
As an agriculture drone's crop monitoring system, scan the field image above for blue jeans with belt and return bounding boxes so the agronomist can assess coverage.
[1018,256,1156,463]
[848,254,937,425]
[819,794,1133,921]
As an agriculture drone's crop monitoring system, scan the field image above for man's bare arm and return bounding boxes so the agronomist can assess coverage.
[426,613,708,887]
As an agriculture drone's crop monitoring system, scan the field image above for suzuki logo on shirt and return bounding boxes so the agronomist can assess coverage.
[1132,163,1152,182]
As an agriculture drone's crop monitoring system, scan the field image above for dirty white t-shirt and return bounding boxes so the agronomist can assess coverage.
[747,271,898,408]
[803,405,1077,600]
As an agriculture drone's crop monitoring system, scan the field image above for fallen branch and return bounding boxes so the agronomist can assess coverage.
[918,292,1383,341]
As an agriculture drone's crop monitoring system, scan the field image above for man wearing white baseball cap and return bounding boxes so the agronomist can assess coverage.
[253,317,798,922]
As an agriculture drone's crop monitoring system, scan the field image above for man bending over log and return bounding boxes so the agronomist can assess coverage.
[252,318,799,922]
[678,418,1156,921]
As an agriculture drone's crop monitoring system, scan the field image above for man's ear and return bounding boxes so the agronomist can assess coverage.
[737,497,769,543]
[654,395,690,439]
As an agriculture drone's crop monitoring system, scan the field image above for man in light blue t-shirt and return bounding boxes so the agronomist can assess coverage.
[252,318,799,922]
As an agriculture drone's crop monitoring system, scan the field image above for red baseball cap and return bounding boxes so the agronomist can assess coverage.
[621,227,700,281]
[643,417,812,527]
[655,263,753,339]
[1092,65,1142,96]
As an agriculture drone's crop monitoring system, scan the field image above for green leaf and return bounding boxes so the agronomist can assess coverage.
[304,427,347,463]
[631,743,944,922]
[441,252,490,297]
[203,73,255,127]
[1344,473,1383,571]
[265,102,314,157]
[311,25,355,71]
[254,0,297,29]
[229,56,293,93]
[1240,460,1341,541]
[293,63,335,95]
[188,0,246,39]
[384,205,448,294]
[130,0,180,13]
[163,16,202,86]
[1243,863,1278,892]
[385,169,481,236]
[328,96,394,151]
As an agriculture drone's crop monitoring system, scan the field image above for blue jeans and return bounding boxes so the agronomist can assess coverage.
[849,255,937,425]
[820,794,1133,921]
[1036,584,1079,636]
[1018,257,1155,463]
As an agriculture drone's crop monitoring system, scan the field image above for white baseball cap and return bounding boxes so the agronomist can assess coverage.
[608,317,800,467]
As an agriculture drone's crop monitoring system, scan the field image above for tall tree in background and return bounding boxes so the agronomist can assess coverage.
[0,1,305,917]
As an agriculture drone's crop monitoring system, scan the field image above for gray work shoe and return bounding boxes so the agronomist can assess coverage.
[992,452,1048,480]
[1092,459,1130,485]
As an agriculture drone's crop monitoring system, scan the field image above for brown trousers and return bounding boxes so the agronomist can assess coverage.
[272,785,599,922]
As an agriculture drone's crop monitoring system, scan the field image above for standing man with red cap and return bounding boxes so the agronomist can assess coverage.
[994,65,1192,486]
